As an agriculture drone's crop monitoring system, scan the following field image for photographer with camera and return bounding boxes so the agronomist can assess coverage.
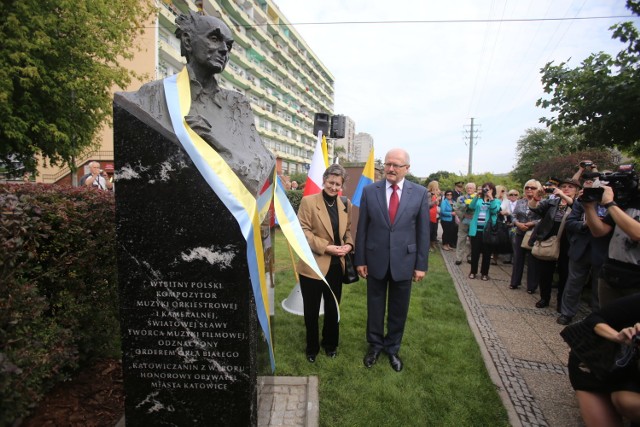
[557,174,610,325]
[528,178,579,310]
[467,182,501,281]
[80,161,113,191]
[572,160,598,182]
[583,171,640,306]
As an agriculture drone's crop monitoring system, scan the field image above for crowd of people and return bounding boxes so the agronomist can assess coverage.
[296,155,639,426]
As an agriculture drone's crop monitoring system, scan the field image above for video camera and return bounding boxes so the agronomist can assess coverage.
[578,165,639,207]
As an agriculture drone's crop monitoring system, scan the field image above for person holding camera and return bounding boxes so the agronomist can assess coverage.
[80,161,113,191]
[467,182,501,281]
[572,160,598,182]
[583,183,640,306]
[557,173,610,325]
[565,292,640,427]
[528,178,580,310]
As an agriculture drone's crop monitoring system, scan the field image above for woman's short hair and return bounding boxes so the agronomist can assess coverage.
[523,179,542,191]
[323,164,347,183]
[481,182,496,193]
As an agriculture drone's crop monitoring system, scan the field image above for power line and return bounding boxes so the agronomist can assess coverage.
[242,15,636,28]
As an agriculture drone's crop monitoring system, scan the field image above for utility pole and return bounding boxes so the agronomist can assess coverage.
[464,118,480,176]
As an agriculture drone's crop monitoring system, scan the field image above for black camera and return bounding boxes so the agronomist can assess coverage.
[580,161,593,168]
[578,165,639,207]
[544,188,555,194]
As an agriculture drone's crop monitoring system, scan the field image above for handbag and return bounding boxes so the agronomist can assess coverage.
[342,252,359,284]
[520,229,534,250]
[532,208,570,261]
[483,216,511,254]
[340,196,359,284]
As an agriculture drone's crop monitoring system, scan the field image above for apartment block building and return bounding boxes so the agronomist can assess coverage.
[36,0,335,183]
[353,132,374,163]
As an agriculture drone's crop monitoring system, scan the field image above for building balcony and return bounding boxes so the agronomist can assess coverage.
[158,39,185,70]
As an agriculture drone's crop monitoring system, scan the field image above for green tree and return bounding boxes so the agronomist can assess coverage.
[424,170,453,186]
[511,128,576,183]
[512,128,617,183]
[537,0,640,157]
[0,0,154,176]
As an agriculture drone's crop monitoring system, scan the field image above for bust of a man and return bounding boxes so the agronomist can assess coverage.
[115,11,275,195]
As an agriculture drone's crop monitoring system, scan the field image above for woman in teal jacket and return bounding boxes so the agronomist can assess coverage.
[468,182,502,280]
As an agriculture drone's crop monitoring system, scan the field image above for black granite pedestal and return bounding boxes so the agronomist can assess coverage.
[113,103,261,426]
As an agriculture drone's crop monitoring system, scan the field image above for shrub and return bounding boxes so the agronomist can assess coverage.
[285,189,303,213]
[0,184,119,426]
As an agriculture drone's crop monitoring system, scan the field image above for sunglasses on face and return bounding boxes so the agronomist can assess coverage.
[524,186,537,190]
[508,193,518,196]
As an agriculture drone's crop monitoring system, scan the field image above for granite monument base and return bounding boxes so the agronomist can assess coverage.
[114,102,266,426]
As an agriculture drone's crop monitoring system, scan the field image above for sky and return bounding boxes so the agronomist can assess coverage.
[270,0,639,178]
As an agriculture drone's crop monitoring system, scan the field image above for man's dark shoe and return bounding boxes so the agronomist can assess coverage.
[363,349,380,368]
[535,299,549,308]
[326,349,337,358]
[557,315,573,325]
[306,353,316,363]
[389,353,403,372]
[503,259,512,264]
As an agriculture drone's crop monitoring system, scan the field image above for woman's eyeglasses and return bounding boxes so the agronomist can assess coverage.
[508,193,518,196]
[524,186,537,190]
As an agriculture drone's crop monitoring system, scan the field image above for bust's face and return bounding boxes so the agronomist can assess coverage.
[189,16,234,74]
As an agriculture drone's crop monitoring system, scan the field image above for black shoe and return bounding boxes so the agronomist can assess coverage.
[306,353,317,363]
[535,299,549,308]
[389,353,403,372]
[527,290,535,294]
[363,349,380,368]
[557,315,573,325]
[503,259,512,264]
[325,349,337,358]
[455,260,462,265]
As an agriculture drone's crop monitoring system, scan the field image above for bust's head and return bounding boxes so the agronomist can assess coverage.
[175,12,234,74]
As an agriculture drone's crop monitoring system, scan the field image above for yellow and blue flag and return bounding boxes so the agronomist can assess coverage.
[352,148,375,207]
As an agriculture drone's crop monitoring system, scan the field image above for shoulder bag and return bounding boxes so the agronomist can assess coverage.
[483,215,511,253]
[340,196,359,284]
[520,229,534,250]
[532,207,570,261]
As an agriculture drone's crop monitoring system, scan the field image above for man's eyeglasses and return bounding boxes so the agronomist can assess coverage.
[384,163,408,169]
[508,193,518,196]
[524,186,537,190]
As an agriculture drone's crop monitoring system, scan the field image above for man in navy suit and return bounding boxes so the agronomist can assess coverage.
[355,148,430,372]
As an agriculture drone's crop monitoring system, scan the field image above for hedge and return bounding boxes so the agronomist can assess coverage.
[0,184,119,426]
[0,183,305,425]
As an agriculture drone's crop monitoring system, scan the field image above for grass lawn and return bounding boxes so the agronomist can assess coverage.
[270,229,509,426]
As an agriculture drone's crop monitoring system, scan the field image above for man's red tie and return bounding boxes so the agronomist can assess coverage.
[389,184,399,224]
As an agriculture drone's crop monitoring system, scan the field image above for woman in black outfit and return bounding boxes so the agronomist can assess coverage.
[297,164,354,362]
[528,178,580,310]
[567,293,640,426]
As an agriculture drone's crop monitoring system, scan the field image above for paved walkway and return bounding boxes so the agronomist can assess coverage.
[442,248,589,427]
